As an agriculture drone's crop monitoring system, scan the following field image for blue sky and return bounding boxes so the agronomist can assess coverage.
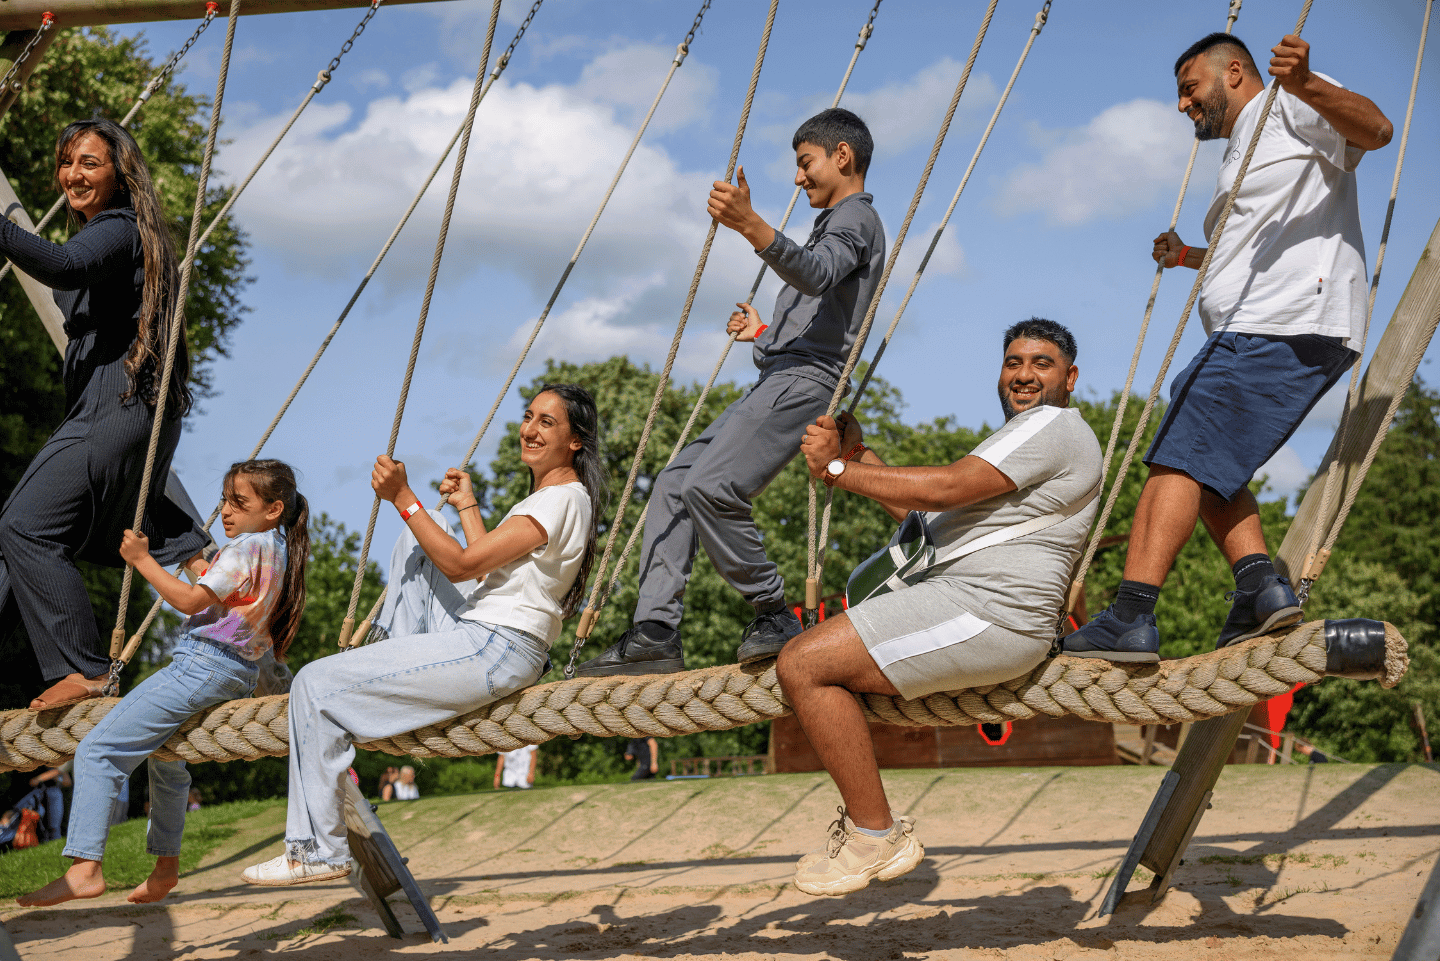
[103,0,1439,560]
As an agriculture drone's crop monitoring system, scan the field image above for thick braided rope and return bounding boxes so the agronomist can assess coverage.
[355,0,714,635]
[1068,0,1315,607]
[0,5,219,287]
[814,0,1050,591]
[1069,0,1244,601]
[110,0,242,663]
[571,0,780,654]
[127,3,544,651]
[337,0,504,649]
[1295,0,1432,601]
[801,0,1000,604]
[586,0,886,628]
[0,620,1407,773]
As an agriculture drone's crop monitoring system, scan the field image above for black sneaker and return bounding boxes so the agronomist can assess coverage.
[1216,575,1303,648]
[736,606,804,664]
[1061,608,1160,663]
[574,622,685,677]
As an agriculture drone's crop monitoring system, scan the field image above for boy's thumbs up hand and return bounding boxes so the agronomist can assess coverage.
[707,165,774,250]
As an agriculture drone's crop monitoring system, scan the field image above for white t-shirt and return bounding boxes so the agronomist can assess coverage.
[500,744,537,788]
[459,482,592,644]
[1199,73,1367,346]
[393,780,419,801]
[926,406,1102,638]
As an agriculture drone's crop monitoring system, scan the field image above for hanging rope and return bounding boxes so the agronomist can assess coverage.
[562,0,781,676]
[1,618,1409,773]
[336,0,506,650]
[578,0,886,643]
[811,0,1054,601]
[347,0,716,646]
[123,0,546,654]
[1066,0,1316,616]
[0,11,56,94]
[0,4,218,287]
[1293,0,1431,603]
[1065,0,1243,621]
[105,0,244,692]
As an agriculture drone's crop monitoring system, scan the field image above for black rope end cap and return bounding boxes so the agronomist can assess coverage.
[1323,619,1388,680]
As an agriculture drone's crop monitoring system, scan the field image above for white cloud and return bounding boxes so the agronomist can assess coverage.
[351,68,390,92]
[841,59,1000,159]
[578,42,718,134]
[995,99,1196,225]
[1256,444,1310,503]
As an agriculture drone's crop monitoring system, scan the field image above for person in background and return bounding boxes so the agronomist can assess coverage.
[494,745,538,790]
[626,737,660,781]
[186,789,202,812]
[393,766,420,801]
[28,767,68,843]
[378,766,399,802]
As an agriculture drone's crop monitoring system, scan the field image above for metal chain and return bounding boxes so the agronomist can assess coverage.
[320,0,381,84]
[497,0,543,71]
[135,2,219,108]
[685,1,712,48]
[0,11,55,93]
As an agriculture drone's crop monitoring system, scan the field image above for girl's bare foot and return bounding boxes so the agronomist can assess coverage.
[16,860,105,906]
[127,856,180,903]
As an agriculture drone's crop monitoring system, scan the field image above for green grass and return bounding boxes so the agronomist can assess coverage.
[0,798,273,899]
[259,907,359,941]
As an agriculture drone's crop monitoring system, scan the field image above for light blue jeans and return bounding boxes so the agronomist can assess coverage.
[65,637,257,861]
[284,513,549,866]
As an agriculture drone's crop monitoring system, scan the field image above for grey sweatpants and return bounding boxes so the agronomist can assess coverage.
[634,370,834,629]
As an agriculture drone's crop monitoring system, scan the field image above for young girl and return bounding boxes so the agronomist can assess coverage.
[16,459,309,907]
[241,384,604,885]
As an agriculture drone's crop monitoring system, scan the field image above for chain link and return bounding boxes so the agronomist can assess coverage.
[685,0,712,48]
[319,0,383,83]
[859,0,882,43]
[501,0,543,67]
[139,3,218,104]
[1037,0,1053,27]
[0,12,56,93]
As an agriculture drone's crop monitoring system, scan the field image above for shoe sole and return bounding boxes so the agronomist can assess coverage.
[736,645,785,665]
[574,658,686,678]
[1217,606,1304,649]
[243,867,352,887]
[1063,649,1160,664]
[794,836,925,897]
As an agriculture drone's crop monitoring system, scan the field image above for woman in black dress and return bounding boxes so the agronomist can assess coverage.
[0,118,207,709]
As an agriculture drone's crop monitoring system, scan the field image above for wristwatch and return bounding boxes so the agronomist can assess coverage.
[823,458,846,487]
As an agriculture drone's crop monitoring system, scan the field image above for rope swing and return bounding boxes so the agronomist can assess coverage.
[562,0,781,675]
[346,0,718,648]
[336,0,506,650]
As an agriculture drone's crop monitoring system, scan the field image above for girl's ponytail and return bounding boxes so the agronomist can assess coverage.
[223,459,309,660]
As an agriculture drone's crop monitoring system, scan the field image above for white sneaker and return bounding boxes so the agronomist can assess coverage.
[241,854,352,886]
[794,807,923,896]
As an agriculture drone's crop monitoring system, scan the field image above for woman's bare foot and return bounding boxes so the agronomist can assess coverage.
[16,859,105,906]
[127,856,180,903]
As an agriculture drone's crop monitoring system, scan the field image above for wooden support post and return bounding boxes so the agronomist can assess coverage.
[1116,214,1440,913]
[0,0,460,32]
[0,161,69,351]
[1393,855,1440,961]
[0,25,58,123]
[343,779,447,943]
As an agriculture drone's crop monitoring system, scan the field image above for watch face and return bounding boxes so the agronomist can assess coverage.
[827,459,845,476]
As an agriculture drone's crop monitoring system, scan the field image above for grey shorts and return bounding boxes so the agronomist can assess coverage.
[848,575,1052,701]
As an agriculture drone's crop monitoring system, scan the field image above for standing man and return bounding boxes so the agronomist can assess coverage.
[777,320,1101,895]
[577,108,886,676]
[1065,34,1391,662]
[625,737,660,781]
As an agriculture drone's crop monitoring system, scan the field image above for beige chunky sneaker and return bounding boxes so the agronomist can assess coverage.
[794,807,924,896]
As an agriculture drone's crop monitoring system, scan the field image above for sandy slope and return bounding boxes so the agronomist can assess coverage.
[3,762,1437,959]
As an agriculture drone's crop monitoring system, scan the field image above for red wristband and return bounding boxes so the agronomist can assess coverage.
[754,323,768,338]
[1177,245,1191,268]
[399,501,422,520]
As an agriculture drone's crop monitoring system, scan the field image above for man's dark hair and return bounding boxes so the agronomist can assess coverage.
[1174,33,1261,79]
[792,107,874,176]
[1003,317,1077,366]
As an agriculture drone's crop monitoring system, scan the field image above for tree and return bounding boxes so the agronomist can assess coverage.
[0,27,252,717]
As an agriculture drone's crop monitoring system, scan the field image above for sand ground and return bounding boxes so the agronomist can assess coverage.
[3,762,1437,959]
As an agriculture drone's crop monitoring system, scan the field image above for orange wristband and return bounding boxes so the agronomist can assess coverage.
[754,323,768,338]
[399,501,422,520]
[1177,245,1191,268]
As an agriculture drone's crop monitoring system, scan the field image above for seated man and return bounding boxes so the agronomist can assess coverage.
[780,318,1101,896]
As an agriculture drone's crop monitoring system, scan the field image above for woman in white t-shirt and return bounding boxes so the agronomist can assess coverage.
[242,385,604,886]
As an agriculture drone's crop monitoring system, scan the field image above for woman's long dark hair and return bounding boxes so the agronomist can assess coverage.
[56,118,189,416]
[530,384,607,619]
[222,459,310,661]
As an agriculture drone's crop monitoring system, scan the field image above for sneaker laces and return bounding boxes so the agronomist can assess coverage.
[824,805,852,857]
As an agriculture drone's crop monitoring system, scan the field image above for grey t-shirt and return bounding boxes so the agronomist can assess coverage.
[925,405,1102,638]
[752,192,885,387]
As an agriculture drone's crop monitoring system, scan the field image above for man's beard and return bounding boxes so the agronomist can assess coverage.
[1192,83,1230,141]
[998,383,1063,421]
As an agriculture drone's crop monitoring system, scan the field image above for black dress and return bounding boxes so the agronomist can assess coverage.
[0,207,207,684]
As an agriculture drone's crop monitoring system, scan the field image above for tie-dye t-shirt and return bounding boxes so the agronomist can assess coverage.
[183,528,288,660]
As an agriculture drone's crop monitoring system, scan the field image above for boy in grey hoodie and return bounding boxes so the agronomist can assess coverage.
[578,108,886,676]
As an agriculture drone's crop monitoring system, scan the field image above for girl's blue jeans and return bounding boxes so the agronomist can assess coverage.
[65,637,257,861]
[284,512,548,867]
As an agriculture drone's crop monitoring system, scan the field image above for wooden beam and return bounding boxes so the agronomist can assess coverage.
[0,162,69,352]
[0,0,461,32]
[0,25,60,122]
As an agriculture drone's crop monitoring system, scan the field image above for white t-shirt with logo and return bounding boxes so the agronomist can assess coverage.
[459,482,592,644]
[1200,73,1367,346]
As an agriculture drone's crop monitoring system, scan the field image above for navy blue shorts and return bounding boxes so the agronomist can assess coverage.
[1144,331,1356,501]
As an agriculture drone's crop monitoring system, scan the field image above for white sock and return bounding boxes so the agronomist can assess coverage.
[853,822,892,838]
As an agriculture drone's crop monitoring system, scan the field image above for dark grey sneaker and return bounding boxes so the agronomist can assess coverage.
[575,622,685,677]
[736,606,804,664]
[1216,575,1303,648]
[1061,608,1161,663]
